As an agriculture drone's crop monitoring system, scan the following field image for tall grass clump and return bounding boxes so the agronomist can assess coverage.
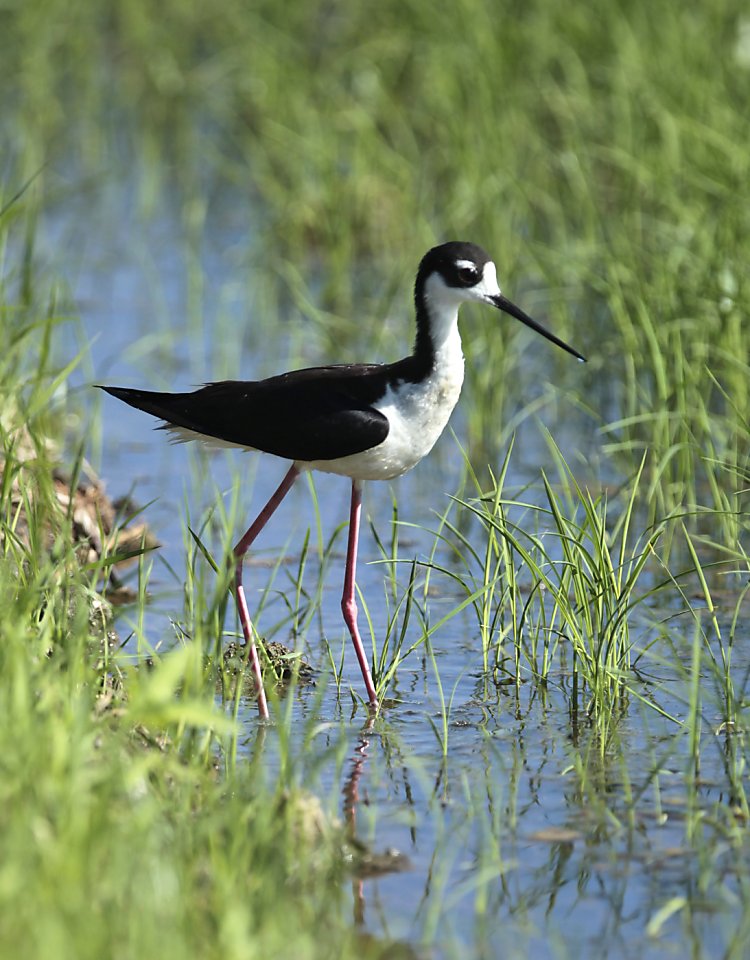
[434,439,669,736]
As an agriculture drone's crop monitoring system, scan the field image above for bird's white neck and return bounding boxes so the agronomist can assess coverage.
[421,274,466,379]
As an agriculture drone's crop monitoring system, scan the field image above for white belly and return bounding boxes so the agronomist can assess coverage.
[304,363,464,481]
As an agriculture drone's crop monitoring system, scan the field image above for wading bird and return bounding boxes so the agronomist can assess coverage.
[100,241,584,718]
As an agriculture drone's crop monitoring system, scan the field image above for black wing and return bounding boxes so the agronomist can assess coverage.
[98,364,391,461]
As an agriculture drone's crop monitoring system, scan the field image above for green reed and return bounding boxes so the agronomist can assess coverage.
[436,439,670,735]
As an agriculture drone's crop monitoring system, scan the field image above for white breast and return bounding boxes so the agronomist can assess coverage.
[305,323,465,481]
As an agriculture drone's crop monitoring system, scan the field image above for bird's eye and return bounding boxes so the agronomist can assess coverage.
[456,265,479,286]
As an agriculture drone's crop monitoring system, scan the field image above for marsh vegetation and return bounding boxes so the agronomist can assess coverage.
[2,1,750,956]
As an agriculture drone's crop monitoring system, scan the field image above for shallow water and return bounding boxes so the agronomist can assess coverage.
[45,179,749,958]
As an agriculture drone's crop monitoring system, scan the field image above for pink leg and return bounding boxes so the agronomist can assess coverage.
[234,464,300,718]
[341,480,378,708]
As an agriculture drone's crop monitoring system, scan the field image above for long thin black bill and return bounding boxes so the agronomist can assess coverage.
[491,294,586,362]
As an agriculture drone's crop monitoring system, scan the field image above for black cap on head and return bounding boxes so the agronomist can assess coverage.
[417,241,492,290]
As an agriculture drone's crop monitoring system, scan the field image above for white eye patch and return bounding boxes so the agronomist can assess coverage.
[470,261,501,299]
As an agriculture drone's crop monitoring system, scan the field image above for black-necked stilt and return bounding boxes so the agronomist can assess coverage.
[99,241,584,718]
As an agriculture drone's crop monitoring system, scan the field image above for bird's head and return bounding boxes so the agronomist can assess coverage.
[417,241,585,362]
